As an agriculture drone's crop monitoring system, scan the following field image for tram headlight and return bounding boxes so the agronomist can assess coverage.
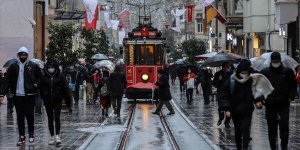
[141,73,149,82]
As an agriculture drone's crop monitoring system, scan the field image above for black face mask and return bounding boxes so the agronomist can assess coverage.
[20,58,27,63]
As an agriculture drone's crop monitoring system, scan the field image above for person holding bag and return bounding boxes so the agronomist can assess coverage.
[39,59,72,145]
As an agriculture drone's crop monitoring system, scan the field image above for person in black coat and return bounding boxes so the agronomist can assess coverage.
[152,69,175,115]
[39,59,72,145]
[213,62,233,127]
[107,66,127,118]
[198,68,213,105]
[223,60,264,150]
[260,52,297,150]
[0,70,8,107]
[3,47,42,146]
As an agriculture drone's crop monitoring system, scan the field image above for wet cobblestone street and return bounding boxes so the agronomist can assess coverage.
[0,100,131,150]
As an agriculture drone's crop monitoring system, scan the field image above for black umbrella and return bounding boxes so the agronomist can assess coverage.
[201,53,237,67]
[176,64,198,76]
[3,58,18,68]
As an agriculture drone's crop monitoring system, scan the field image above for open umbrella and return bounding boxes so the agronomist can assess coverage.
[176,64,198,76]
[91,54,109,60]
[3,58,18,68]
[194,52,218,59]
[201,53,237,67]
[30,59,44,69]
[174,59,185,65]
[251,52,298,71]
[94,60,115,72]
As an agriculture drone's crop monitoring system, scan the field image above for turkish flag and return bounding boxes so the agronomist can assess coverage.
[84,5,98,30]
[83,0,98,30]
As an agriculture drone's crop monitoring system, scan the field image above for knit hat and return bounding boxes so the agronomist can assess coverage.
[18,47,29,54]
[236,59,251,73]
[270,52,281,63]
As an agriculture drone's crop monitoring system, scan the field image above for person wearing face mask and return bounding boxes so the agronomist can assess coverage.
[39,59,72,145]
[260,52,297,150]
[213,62,233,128]
[222,59,273,150]
[1,47,43,146]
[183,68,196,105]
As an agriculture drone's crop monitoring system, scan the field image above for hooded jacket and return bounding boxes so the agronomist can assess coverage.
[261,64,297,106]
[6,49,42,96]
[39,60,72,107]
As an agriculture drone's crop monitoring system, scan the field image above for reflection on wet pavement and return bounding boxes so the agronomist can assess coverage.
[0,100,130,150]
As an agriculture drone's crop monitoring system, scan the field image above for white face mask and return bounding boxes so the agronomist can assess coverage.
[271,63,281,68]
[48,68,55,73]
[239,73,249,78]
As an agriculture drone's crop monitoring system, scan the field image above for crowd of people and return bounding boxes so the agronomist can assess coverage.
[0,47,127,146]
[0,46,299,150]
[167,52,297,150]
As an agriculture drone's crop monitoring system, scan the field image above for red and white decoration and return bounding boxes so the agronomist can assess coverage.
[83,0,98,30]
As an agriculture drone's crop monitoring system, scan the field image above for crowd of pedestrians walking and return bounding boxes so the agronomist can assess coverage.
[0,47,299,150]
[0,47,127,146]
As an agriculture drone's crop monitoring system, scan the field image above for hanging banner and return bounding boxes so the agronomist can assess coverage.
[118,9,130,28]
[185,4,195,23]
[119,28,126,44]
[111,20,120,30]
[104,11,112,28]
[83,0,98,29]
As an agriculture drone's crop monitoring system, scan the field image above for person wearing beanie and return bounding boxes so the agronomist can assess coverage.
[152,69,175,115]
[261,52,297,150]
[213,62,233,128]
[39,59,72,145]
[222,59,273,150]
[0,47,42,146]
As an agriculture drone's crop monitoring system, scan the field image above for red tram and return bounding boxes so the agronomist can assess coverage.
[122,16,166,100]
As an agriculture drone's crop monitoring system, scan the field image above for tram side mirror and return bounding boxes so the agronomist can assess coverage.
[119,47,123,55]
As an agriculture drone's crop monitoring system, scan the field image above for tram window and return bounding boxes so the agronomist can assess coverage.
[135,45,154,65]
[154,45,163,65]
[145,46,154,65]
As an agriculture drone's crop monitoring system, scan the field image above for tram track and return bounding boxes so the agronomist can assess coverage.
[117,103,181,150]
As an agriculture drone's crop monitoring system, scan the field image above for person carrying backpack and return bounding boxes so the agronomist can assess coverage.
[100,81,110,117]
[223,60,273,150]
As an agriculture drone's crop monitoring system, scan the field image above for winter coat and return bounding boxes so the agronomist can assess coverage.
[107,72,127,97]
[223,77,257,113]
[197,70,213,87]
[155,74,172,101]
[213,70,233,109]
[0,74,8,96]
[39,60,72,107]
[261,65,297,106]
[6,61,42,96]
[68,70,82,91]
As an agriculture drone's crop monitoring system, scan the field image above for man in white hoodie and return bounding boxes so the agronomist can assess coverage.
[2,47,42,146]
